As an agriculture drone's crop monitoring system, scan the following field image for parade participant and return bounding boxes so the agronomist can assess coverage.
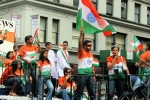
[37,49,54,100]
[3,51,14,68]
[74,28,96,100]
[19,35,41,96]
[57,68,76,100]
[57,41,71,77]
[106,45,129,100]
[1,60,24,96]
[135,42,150,100]
[45,42,58,96]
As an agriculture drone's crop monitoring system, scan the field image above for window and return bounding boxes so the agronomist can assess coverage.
[39,17,47,43]
[136,37,150,50]
[53,0,59,3]
[52,19,59,45]
[106,34,125,50]
[72,23,95,50]
[147,7,150,25]
[121,0,127,19]
[135,3,140,23]
[73,0,97,9]
[106,0,113,15]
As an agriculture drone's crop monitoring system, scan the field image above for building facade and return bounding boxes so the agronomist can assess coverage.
[0,0,150,64]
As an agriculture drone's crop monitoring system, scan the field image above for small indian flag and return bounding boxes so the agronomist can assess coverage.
[83,92,89,99]
[2,24,7,36]
[76,0,116,36]
[133,36,143,50]
[93,59,99,67]
[33,28,39,45]
[28,53,38,63]
[0,50,6,56]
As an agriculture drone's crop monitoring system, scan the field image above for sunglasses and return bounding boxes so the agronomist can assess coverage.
[67,71,71,73]
[86,45,92,47]
[63,45,68,46]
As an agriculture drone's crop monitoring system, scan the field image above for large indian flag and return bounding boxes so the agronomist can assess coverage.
[76,0,116,36]
[0,19,15,53]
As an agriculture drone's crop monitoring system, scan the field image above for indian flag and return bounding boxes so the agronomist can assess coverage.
[76,0,116,36]
[27,52,38,63]
[33,28,39,45]
[133,36,143,50]
[93,59,99,67]
[83,92,89,99]
[0,50,6,56]
[2,24,7,36]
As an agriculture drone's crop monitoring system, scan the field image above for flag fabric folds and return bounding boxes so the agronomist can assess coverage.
[76,0,116,36]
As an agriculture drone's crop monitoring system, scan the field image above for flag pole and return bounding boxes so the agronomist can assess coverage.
[81,19,83,28]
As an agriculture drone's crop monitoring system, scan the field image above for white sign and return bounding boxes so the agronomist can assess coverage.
[11,14,21,38]
[127,50,133,60]
[0,19,15,32]
[31,15,38,36]
[0,19,15,53]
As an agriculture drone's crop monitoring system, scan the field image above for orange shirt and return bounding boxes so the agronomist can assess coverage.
[140,51,150,62]
[106,56,126,64]
[1,67,13,84]
[19,44,38,56]
[3,59,13,67]
[15,69,24,77]
[58,76,75,88]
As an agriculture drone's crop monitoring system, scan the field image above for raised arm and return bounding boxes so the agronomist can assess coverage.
[78,27,84,52]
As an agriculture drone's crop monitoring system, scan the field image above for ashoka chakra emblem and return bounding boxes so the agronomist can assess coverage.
[86,13,96,23]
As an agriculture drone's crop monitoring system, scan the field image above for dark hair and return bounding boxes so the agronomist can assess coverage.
[25,35,32,43]
[63,68,70,74]
[6,51,13,59]
[11,60,22,73]
[111,45,120,51]
[13,45,17,49]
[83,40,92,46]
[63,41,68,45]
[147,42,150,50]
[39,49,50,64]
[45,42,52,47]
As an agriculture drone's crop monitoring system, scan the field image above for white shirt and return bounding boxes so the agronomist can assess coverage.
[48,49,58,79]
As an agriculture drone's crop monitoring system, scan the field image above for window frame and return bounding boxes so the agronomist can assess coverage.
[52,19,59,45]
[40,16,47,43]
[135,3,141,23]
[147,7,150,25]
[121,0,127,19]
[106,0,113,15]
[106,33,126,50]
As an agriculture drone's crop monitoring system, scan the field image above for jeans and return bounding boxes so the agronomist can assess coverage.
[57,89,74,100]
[108,79,125,100]
[4,77,21,86]
[38,76,54,100]
[74,75,95,100]
[23,64,37,96]
[147,79,150,100]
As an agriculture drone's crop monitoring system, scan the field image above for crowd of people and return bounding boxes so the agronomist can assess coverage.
[0,27,150,100]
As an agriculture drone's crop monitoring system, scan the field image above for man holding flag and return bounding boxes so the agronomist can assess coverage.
[19,35,41,97]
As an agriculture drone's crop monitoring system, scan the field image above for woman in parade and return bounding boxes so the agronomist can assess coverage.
[106,45,129,100]
[37,49,54,100]
[1,60,24,96]
[3,51,14,67]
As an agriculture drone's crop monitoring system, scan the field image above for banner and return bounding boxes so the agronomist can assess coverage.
[0,19,15,53]
[31,15,39,36]
[11,14,20,38]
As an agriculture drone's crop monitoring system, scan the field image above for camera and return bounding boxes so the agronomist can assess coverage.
[114,69,119,74]
[67,76,74,83]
